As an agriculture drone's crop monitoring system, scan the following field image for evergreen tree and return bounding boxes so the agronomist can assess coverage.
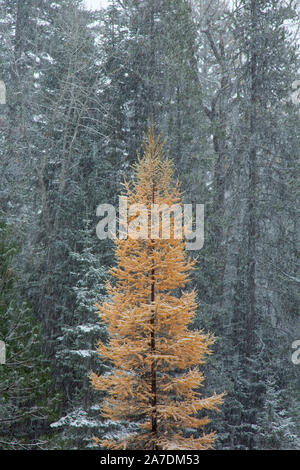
[100,0,207,195]
[50,221,117,449]
[258,377,300,449]
[211,0,300,449]
[0,222,60,449]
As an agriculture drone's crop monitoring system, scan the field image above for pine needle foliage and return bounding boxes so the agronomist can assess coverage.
[90,128,224,450]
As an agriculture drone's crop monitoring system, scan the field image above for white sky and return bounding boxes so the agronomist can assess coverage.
[83,0,109,10]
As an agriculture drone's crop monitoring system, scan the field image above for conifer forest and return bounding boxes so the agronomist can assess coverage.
[0,0,300,451]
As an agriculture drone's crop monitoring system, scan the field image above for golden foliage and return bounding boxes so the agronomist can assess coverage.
[91,127,224,450]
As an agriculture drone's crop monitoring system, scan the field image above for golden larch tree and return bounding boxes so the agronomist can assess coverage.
[90,128,224,450]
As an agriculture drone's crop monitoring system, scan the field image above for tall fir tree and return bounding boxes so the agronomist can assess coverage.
[50,221,118,449]
[209,0,300,449]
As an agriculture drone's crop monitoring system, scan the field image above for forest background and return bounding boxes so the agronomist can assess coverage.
[0,0,299,450]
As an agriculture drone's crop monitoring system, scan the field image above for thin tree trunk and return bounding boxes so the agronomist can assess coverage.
[150,181,158,449]
[246,0,258,357]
